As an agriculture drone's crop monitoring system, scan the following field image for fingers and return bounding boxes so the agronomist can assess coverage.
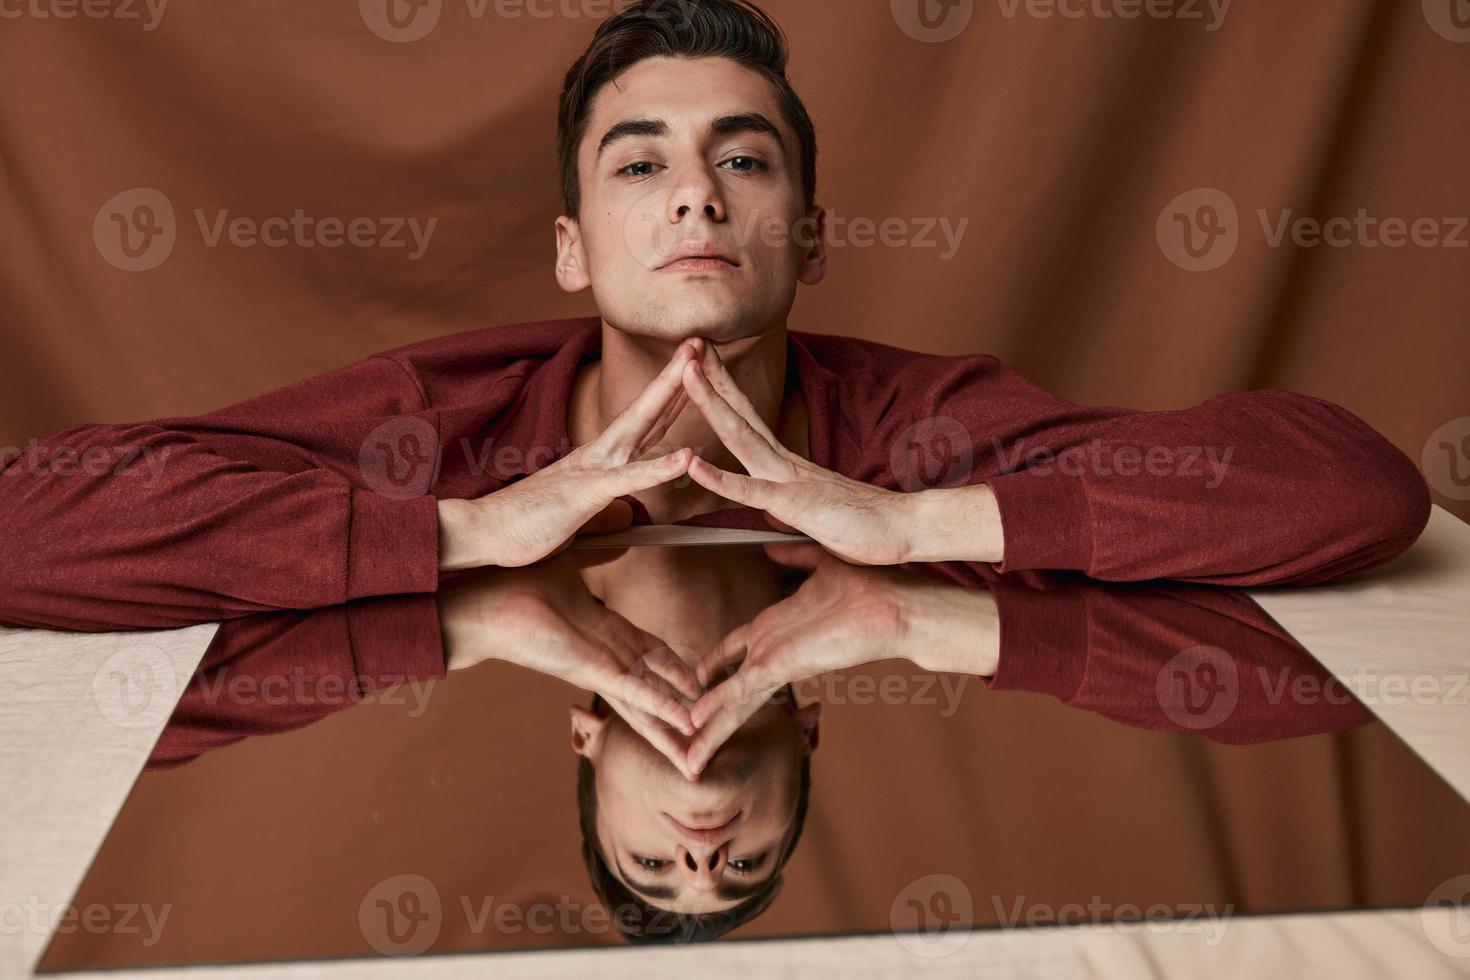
[699,343,778,443]
[694,621,750,690]
[687,692,766,776]
[685,456,779,511]
[594,447,693,501]
[603,696,699,781]
[690,661,769,730]
[682,361,787,477]
[616,672,695,736]
[597,339,702,453]
[636,388,689,460]
[763,541,826,570]
[640,647,703,703]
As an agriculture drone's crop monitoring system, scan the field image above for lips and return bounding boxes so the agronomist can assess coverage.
[657,241,739,270]
[665,811,740,844]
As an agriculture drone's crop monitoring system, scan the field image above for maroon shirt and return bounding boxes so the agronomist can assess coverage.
[0,316,1431,640]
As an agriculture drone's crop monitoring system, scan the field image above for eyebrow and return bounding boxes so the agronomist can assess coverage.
[613,852,771,904]
[596,113,786,159]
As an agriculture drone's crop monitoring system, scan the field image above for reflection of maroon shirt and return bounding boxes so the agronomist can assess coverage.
[977,574,1374,744]
[0,317,1429,636]
[147,572,1369,769]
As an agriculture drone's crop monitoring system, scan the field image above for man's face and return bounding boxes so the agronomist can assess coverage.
[571,698,818,915]
[555,55,825,344]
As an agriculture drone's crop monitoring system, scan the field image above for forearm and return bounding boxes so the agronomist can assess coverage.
[899,578,1001,678]
[901,483,1006,564]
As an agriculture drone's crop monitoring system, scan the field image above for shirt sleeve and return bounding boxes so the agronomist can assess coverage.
[0,354,442,631]
[145,593,446,769]
[872,348,1432,585]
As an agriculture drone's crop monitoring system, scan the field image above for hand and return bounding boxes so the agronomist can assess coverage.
[684,543,911,774]
[677,344,929,565]
[685,542,1000,774]
[438,339,703,571]
[436,556,702,747]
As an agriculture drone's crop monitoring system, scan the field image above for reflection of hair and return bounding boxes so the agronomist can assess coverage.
[556,0,819,219]
[576,697,811,943]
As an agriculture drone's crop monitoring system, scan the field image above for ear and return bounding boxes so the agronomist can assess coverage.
[794,702,821,756]
[796,205,827,286]
[569,704,608,759]
[555,215,591,293]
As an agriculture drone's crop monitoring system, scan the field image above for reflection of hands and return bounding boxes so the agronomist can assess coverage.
[438,340,702,572]
[677,344,919,565]
[685,543,999,775]
[436,556,701,743]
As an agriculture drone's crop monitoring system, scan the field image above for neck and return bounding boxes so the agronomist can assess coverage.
[585,320,793,521]
[592,546,784,662]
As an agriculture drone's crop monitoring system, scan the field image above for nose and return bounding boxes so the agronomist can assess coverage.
[675,843,728,891]
[664,162,727,225]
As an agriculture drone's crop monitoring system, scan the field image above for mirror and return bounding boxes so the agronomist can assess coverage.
[38,544,1470,967]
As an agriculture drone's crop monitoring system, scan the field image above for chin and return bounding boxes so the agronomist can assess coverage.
[606,296,780,345]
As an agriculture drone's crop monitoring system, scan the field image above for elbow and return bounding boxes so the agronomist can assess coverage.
[1375,450,1433,559]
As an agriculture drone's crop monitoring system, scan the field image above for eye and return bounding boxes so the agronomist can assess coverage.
[618,161,661,178]
[720,156,767,173]
[727,853,768,875]
[633,855,668,870]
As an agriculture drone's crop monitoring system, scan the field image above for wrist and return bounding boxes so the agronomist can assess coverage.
[438,498,493,572]
[435,586,487,671]
[901,484,1005,564]
[899,582,1000,677]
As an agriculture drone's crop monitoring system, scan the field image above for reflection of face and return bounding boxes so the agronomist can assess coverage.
[555,55,825,345]
[571,544,819,914]
[573,697,817,915]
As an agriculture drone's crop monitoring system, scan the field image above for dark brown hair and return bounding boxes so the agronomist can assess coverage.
[575,697,812,943]
[556,0,818,219]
